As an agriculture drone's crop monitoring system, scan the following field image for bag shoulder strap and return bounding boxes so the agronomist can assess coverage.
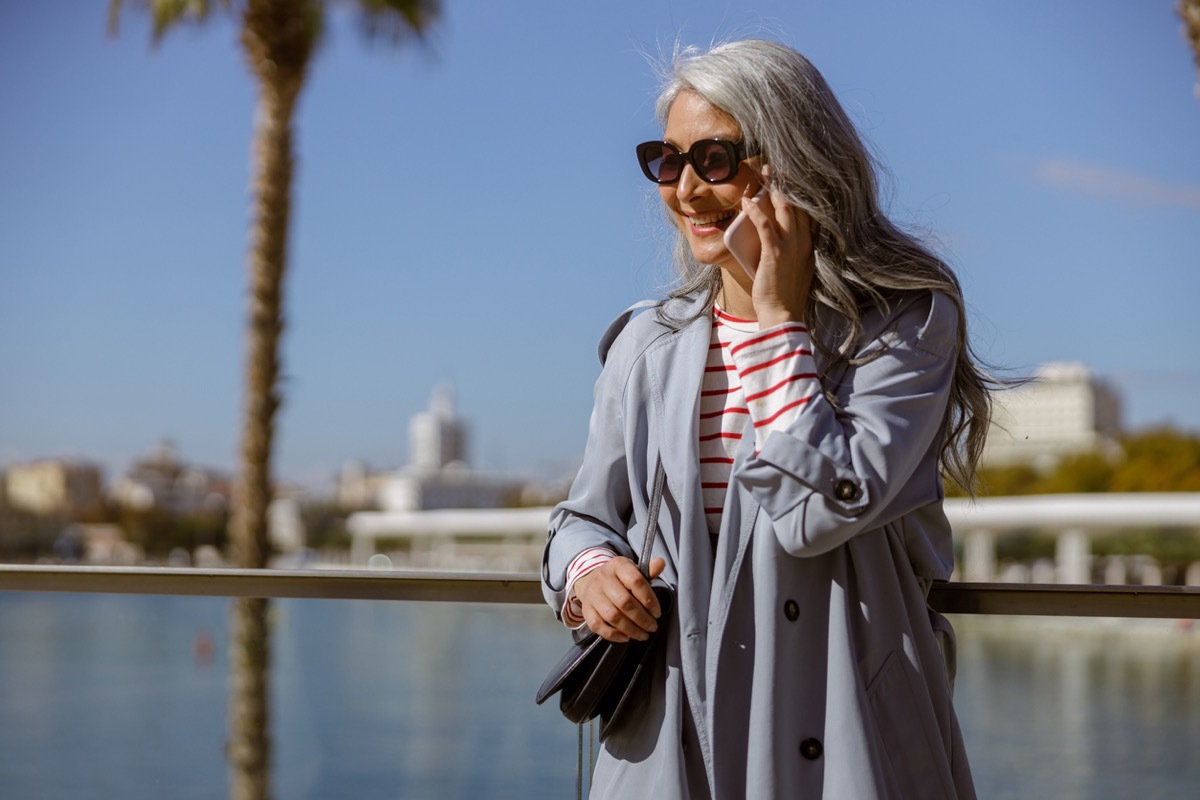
[638,455,666,576]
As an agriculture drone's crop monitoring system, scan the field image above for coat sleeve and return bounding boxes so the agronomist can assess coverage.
[540,320,646,619]
[734,291,960,557]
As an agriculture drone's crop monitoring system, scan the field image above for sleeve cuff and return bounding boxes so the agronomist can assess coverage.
[562,547,616,629]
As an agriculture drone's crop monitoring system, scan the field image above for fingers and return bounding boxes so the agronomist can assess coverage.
[742,168,814,326]
[576,557,663,643]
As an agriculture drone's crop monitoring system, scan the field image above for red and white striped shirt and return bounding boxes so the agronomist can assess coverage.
[561,306,821,628]
[700,306,819,532]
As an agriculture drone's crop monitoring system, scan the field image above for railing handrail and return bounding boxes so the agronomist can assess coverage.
[3,564,1200,619]
[943,492,1200,531]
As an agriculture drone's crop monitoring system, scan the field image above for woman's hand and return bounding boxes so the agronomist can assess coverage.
[740,176,815,328]
[572,556,666,642]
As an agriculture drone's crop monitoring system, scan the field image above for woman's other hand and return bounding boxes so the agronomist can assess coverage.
[742,177,815,328]
[573,556,666,642]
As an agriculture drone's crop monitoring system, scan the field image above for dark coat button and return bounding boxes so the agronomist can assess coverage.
[799,737,823,760]
[833,479,859,502]
[783,599,799,621]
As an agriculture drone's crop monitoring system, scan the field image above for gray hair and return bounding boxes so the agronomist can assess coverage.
[654,39,993,493]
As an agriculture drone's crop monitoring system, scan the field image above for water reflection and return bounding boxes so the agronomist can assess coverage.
[0,594,1197,798]
[953,616,1200,800]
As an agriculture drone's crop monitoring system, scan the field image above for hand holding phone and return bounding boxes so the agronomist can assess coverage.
[723,187,768,279]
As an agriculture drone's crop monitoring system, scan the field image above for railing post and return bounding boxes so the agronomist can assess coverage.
[350,532,375,567]
[1103,556,1127,585]
[963,529,995,582]
[1057,529,1091,584]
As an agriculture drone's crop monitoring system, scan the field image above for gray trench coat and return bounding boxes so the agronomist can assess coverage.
[542,290,976,799]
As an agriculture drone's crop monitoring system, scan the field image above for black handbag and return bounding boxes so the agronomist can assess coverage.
[536,455,673,735]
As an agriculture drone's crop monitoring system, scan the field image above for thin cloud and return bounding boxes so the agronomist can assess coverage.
[1032,158,1200,210]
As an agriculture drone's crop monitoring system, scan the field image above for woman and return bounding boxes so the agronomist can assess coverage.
[542,38,985,799]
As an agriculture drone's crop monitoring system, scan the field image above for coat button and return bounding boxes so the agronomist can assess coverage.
[833,479,859,502]
[783,599,799,621]
[799,737,823,760]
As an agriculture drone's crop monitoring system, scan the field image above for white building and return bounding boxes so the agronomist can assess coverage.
[343,385,538,569]
[409,384,467,470]
[981,362,1123,471]
[378,385,521,512]
[4,459,104,516]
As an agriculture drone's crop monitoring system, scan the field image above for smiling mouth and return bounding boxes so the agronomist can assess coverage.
[688,209,738,229]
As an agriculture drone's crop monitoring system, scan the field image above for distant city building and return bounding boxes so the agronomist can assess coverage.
[335,384,551,522]
[380,386,522,511]
[4,459,104,515]
[55,523,142,565]
[409,384,468,470]
[108,440,231,515]
[335,459,392,510]
[981,362,1123,471]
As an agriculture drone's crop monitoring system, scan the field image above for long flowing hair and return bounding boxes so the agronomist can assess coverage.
[655,39,993,493]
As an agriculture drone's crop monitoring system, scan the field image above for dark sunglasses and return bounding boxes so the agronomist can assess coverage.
[635,138,749,184]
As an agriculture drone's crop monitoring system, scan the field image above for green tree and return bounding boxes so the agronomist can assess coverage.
[108,2,439,797]
[1037,451,1116,494]
[955,427,1200,498]
[1110,428,1200,492]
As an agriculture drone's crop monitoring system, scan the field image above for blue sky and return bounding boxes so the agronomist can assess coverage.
[2,2,1198,490]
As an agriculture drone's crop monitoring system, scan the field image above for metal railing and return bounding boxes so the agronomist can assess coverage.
[3,564,1200,619]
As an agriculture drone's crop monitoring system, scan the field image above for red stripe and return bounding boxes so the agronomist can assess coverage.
[744,372,818,402]
[701,482,728,490]
[729,324,808,355]
[739,348,813,377]
[705,507,724,515]
[701,385,741,397]
[700,406,749,420]
[700,457,735,464]
[700,431,743,442]
[753,395,815,427]
[714,307,756,324]
[705,364,737,373]
[709,341,731,350]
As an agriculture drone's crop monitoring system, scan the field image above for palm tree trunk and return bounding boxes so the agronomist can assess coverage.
[228,6,309,793]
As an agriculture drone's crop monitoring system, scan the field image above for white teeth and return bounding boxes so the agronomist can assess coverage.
[690,210,736,225]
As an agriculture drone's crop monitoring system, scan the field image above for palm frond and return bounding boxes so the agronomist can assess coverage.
[1182,0,1200,73]
[108,0,235,44]
[350,0,440,46]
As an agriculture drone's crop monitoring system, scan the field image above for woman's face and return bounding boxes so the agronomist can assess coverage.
[659,90,763,272]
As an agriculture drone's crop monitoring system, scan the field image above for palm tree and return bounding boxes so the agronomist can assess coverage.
[108,2,439,798]
[1183,0,1200,89]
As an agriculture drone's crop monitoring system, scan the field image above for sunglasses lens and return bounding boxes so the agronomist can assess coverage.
[693,140,735,182]
[639,142,681,183]
[638,140,740,183]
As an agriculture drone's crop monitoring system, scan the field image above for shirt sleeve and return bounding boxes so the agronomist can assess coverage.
[560,547,617,629]
[727,322,822,452]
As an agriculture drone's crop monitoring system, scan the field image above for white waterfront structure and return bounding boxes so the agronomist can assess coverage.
[982,362,1123,471]
[949,493,1200,585]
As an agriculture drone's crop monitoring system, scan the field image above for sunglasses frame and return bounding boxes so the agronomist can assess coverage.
[635,138,750,185]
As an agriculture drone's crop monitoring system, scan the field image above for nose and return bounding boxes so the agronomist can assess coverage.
[674,162,709,203]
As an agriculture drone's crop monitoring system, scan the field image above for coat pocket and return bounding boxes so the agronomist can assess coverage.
[866,651,955,800]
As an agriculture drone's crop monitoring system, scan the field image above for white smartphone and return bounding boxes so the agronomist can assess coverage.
[722,187,768,279]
